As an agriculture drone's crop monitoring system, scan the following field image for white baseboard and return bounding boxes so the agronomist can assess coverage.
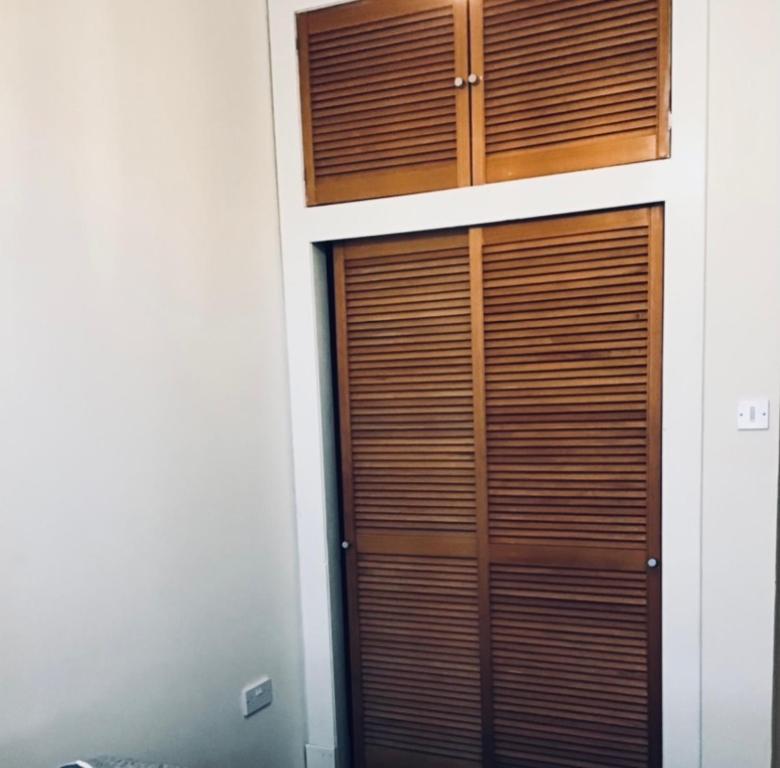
[305,744,336,768]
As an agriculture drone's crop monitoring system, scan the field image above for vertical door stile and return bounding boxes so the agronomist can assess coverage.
[333,244,366,768]
[646,207,664,768]
[470,227,495,766]
[656,0,672,157]
[467,0,486,185]
[454,0,474,187]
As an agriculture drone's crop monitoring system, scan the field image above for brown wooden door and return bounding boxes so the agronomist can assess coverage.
[477,207,663,768]
[297,0,471,205]
[334,207,663,768]
[469,0,671,183]
[335,230,483,768]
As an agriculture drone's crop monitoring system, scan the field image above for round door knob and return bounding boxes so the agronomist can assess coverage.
[453,76,465,88]
[647,557,659,569]
[341,541,351,550]
[467,73,481,85]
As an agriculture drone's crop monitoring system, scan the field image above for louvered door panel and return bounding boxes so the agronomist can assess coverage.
[358,554,482,766]
[335,230,483,768]
[479,207,663,767]
[470,0,671,183]
[482,210,656,552]
[491,564,650,768]
[338,231,476,538]
[298,0,471,205]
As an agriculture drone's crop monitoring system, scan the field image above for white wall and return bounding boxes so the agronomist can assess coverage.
[0,2,305,768]
[702,2,780,766]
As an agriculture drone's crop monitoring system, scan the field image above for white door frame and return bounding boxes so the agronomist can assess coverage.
[268,1,709,765]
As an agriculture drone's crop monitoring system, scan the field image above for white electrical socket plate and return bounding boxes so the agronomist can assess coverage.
[241,676,272,718]
[737,398,770,430]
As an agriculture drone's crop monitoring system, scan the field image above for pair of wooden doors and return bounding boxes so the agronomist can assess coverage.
[298,0,671,204]
[334,206,663,768]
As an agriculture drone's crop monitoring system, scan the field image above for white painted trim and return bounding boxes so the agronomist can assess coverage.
[268,1,708,765]
[305,744,338,768]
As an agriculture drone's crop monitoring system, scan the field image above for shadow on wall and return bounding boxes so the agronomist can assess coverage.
[774,442,780,767]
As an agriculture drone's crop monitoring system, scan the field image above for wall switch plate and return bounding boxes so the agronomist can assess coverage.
[737,398,770,430]
[241,676,272,718]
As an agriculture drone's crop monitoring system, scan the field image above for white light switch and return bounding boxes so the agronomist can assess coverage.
[737,398,770,430]
[241,676,272,718]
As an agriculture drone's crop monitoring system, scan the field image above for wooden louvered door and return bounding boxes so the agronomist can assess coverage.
[335,207,663,768]
[469,0,671,183]
[334,230,484,768]
[476,206,663,768]
[297,0,471,205]
[297,0,672,203]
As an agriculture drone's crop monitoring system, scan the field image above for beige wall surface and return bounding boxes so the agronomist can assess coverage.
[703,1,780,766]
[0,2,305,767]
[3,1,780,767]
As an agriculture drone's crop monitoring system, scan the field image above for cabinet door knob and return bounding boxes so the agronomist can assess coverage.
[647,557,659,569]
[467,73,481,85]
[453,76,465,88]
[341,540,351,550]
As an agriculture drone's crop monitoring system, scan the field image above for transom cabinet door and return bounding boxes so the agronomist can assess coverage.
[297,0,472,205]
[470,0,671,183]
[298,0,670,204]
[334,207,663,768]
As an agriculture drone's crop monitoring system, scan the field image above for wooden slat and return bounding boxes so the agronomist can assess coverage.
[491,543,647,571]
[298,0,470,205]
[358,533,478,557]
[472,0,671,183]
[470,227,495,765]
[645,206,664,768]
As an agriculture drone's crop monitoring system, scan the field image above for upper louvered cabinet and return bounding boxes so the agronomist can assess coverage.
[297,0,671,204]
[297,0,471,205]
[470,0,671,182]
